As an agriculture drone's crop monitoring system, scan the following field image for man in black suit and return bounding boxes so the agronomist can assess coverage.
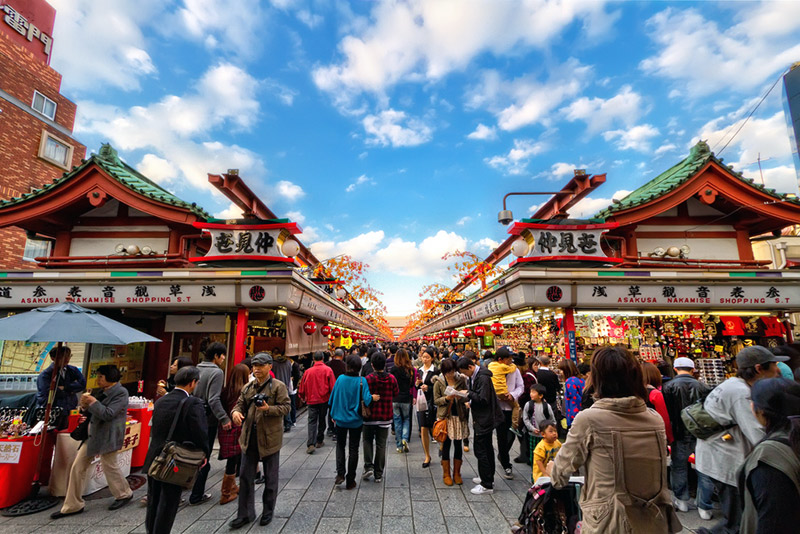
[143,366,209,534]
[535,355,561,406]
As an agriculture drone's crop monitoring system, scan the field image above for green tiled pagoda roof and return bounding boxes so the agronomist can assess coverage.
[0,144,210,219]
[594,141,800,219]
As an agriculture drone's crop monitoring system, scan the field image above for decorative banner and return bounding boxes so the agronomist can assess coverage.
[190,218,301,266]
[508,220,622,266]
[576,283,800,309]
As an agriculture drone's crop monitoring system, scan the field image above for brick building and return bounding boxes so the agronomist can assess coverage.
[0,0,85,269]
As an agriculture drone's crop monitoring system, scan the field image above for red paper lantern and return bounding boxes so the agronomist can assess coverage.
[343,330,351,338]
[490,322,504,336]
[449,330,458,339]
[463,327,473,338]
[321,325,331,336]
[303,320,317,335]
[332,328,341,338]
[474,325,486,337]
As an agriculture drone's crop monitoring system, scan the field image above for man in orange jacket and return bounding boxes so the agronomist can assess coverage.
[298,351,336,453]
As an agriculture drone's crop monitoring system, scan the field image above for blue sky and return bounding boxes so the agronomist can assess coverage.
[49,0,800,316]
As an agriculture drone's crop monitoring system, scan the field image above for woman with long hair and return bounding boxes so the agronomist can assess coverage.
[551,345,681,534]
[432,358,468,485]
[641,361,673,444]
[218,363,251,504]
[390,349,416,453]
[737,377,800,534]
[329,355,377,490]
[416,348,439,468]
[156,356,193,396]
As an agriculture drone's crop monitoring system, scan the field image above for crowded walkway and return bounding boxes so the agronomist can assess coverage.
[0,406,708,534]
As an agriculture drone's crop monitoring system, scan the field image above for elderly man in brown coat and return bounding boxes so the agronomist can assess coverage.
[229,352,291,529]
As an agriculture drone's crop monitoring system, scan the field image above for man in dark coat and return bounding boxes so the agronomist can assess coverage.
[457,356,503,495]
[36,345,86,429]
[143,366,209,534]
[534,355,561,406]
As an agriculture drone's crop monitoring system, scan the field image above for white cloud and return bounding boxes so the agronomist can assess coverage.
[373,230,467,277]
[76,63,265,193]
[695,111,798,194]
[285,210,306,224]
[570,190,632,218]
[138,154,177,182]
[346,174,373,193]
[296,9,323,28]
[312,0,615,105]
[363,109,433,147]
[177,0,267,59]
[276,180,305,201]
[467,124,497,141]
[640,4,800,97]
[544,162,578,181]
[603,124,660,152]
[456,216,471,226]
[485,138,547,176]
[561,85,645,134]
[467,60,592,131]
[49,0,159,92]
[654,143,677,156]
[214,202,244,219]
[475,237,500,251]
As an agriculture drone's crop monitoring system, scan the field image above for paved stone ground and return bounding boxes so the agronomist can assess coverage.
[0,410,710,533]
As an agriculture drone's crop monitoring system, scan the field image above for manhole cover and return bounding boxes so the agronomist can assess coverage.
[1,495,60,517]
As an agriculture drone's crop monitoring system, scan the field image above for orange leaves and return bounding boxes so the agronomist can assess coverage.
[442,249,502,291]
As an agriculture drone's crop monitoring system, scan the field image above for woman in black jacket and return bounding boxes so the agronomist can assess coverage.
[416,348,439,468]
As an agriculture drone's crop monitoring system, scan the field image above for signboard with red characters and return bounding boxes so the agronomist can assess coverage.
[508,219,622,267]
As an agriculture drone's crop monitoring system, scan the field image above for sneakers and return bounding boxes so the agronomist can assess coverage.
[362,469,374,480]
[470,484,494,495]
[188,493,211,506]
[502,467,514,480]
[402,439,409,452]
[698,508,713,520]
[315,442,324,448]
[672,498,689,512]
[346,480,357,490]
[374,475,382,483]
[472,477,482,485]
[334,475,345,485]
[306,445,315,454]
[396,447,404,453]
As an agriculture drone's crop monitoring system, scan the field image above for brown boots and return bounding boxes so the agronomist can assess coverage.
[442,460,453,486]
[453,459,463,485]
[219,473,239,505]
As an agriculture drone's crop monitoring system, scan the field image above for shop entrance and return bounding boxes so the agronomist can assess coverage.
[171,332,228,364]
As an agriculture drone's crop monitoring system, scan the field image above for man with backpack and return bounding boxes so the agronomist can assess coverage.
[694,346,785,534]
[662,357,711,516]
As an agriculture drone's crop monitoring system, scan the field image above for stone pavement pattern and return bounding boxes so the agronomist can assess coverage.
[0,410,707,533]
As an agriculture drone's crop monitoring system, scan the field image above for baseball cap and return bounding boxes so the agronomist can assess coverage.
[751,377,800,417]
[673,357,695,369]
[735,345,789,369]
[252,352,274,366]
[495,346,516,361]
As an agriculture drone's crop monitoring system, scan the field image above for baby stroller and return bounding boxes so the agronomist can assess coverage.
[512,477,584,534]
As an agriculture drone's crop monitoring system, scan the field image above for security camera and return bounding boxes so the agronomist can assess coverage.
[498,210,514,225]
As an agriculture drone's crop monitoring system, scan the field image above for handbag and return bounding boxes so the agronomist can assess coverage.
[147,397,207,489]
[359,378,371,419]
[70,414,90,441]
[681,396,733,440]
[415,388,428,412]
[432,401,451,444]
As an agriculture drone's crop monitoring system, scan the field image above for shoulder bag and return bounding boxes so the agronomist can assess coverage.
[70,390,106,442]
[681,396,733,440]
[147,396,207,489]
[359,378,371,419]
[432,399,451,444]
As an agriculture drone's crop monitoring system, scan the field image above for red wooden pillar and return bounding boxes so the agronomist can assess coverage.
[235,307,249,364]
[564,308,577,362]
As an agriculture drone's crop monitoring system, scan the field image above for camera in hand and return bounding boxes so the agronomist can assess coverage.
[253,393,268,407]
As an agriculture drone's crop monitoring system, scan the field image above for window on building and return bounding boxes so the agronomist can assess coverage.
[38,130,74,170]
[32,91,57,120]
[22,237,52,262]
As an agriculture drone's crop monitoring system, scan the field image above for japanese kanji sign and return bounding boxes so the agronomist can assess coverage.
[576,284,800,309]
[507,221,622,266]
[190,219,302,265]
[0,441,22,464]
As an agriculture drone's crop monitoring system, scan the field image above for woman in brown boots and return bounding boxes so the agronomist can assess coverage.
[218,363,250,504]
[433,358,469,486]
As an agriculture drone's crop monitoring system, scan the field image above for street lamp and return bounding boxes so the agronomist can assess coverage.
[498,191,574,225]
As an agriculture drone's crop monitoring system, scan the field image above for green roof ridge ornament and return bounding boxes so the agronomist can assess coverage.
[96,143,121,165]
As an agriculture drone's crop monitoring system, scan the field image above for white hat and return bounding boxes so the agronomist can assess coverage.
[673,357,695,369]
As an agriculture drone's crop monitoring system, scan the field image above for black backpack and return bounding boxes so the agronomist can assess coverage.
[514,481,581,534]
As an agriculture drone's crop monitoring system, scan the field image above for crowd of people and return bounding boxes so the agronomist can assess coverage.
[37,338,800,534]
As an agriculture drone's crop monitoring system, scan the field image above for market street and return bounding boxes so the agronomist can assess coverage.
[0,408,706,534]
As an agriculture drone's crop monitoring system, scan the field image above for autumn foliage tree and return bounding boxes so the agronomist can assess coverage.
[442,250,503,291]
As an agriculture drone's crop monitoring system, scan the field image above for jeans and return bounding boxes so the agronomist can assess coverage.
[285,394,297,428]
[442,437,462,462]
[362,425,389,478]
[696,471,716,511]
[473,431,495,489]
[335,425,362,484]
[190,420,218,502]
[392,402,412,448]
[670,435,696,501]
[307,403,328,447]
[495,409,514,469]
[701,476,741,534]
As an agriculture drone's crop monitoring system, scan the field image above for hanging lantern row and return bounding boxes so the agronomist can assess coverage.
[425,321,506,341]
